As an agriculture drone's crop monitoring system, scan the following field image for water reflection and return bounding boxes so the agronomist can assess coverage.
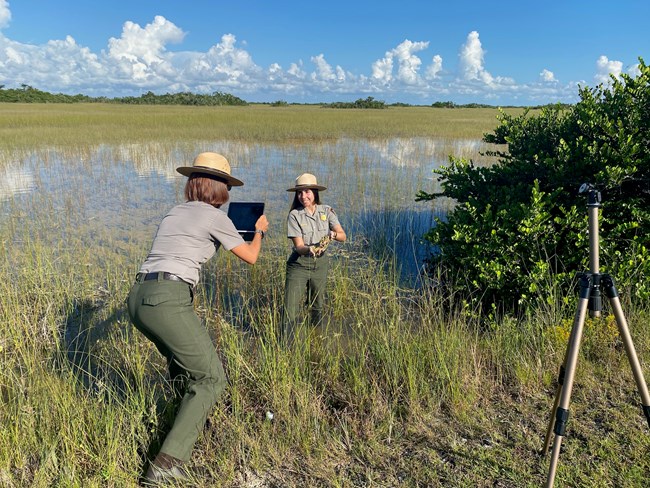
[1,137,496,280]
[0,165,36,201]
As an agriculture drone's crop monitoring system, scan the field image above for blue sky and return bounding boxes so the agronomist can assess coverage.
[1,0,648,106]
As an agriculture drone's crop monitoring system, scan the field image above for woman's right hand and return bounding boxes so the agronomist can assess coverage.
[255,215,269,234]
[231,215,269,265]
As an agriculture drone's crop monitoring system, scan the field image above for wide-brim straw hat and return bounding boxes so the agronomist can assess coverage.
[176,152,244,186]
[286,173,327,192]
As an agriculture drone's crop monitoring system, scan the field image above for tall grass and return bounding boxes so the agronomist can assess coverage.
[1,105,649,486]
[0,104,523,149]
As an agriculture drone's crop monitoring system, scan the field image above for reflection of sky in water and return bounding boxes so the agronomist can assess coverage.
[0,165,36,201]
[1,137,494,280]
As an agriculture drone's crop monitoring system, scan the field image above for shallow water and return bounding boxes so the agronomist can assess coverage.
[0,137,497,281]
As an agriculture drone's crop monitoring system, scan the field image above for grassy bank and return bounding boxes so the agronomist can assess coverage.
[2,225,649,487]
[1,105,649,487]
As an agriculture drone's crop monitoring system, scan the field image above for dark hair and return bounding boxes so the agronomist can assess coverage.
[184,173,230,207]
[290,189,320,210]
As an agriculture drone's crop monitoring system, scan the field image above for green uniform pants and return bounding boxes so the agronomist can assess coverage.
[282,253,330,344]
[127,274,227,462]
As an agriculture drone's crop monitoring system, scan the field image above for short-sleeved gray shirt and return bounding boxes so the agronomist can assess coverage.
[139,201,245,286]
[287,204,341,246]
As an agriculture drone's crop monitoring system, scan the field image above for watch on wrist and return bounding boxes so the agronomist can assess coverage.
[255,229,265,239]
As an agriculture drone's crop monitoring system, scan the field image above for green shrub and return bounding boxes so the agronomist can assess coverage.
[418,58,650,313]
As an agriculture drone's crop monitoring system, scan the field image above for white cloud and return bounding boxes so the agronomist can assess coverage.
[393,40,428,84]
[287,61,306,79]
[458,31,493,84]
[0,0,593,106]
[189,33,260,85]
[371,39,429,85]
[426,54,443,79]
[628,63,641,77]
[0,0,10,29]
[0,33,105,90]
[540,69,557,83]
[595,55,623,84]
[371,55,393,84]
[108,16,184,81]
[311,54,337,81]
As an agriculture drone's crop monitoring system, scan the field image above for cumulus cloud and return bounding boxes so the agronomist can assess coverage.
[458,31,493,84]
[371,55,393,84]
[287,61,306,79]
[540,69,557,83]
[184,33,261,88]
[311,54,337,81]
[628,63,641,77]
[0,0,10,29]
[595,55,623,84]
[425,54,443,79]
[0,0,598,105]
[371,39,429,85]
[108,16,184,81]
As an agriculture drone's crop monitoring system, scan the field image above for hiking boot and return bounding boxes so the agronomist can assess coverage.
[143,453,190,485]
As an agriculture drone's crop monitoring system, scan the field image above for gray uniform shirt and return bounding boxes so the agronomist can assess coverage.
[139,201,245,286]
[287,204,341,246]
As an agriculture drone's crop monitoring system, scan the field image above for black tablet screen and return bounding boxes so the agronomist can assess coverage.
[227,202,265,241]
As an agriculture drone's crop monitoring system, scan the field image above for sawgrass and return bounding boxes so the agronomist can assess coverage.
[2,224,649,487]
[0,103,523,149]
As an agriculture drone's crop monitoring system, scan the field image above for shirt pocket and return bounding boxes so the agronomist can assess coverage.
[317,218,329,233]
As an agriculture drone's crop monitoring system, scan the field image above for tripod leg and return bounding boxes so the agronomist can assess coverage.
[542,332,578,455]
[543,274,589,455]
[545,277,591,488]
[602,277,650,427]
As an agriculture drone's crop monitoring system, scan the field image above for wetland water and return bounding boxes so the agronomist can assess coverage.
[1,137,495,281]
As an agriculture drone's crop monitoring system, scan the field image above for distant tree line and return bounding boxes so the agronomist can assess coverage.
[321,97,387,109]
[431,100,573,110]
[0,85,247,106]
[0,85,571,109]
[0,84,94,103]
[110,90,248,106]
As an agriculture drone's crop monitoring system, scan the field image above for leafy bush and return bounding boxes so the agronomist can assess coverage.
[418,58,650,313]
[321,96,387,109]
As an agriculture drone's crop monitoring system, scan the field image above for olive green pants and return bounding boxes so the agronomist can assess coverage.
[127,274,227,462]
[282,253,330,344]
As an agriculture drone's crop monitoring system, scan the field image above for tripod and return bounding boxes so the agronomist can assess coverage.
[541,184,650,488]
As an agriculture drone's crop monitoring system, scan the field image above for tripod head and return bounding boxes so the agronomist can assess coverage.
[579,182,601,207]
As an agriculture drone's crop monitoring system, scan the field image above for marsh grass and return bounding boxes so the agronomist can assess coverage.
[1,105,649,486]
[0,104,521,149]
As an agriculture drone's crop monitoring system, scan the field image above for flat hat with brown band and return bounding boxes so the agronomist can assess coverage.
[286,173,326,192]
[176,152,244,186]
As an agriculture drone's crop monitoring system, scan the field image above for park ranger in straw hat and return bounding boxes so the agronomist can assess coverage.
[282,172,347,345]
[127,152,268,484]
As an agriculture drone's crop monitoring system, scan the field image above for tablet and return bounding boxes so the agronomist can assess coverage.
[227,202,265,241]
